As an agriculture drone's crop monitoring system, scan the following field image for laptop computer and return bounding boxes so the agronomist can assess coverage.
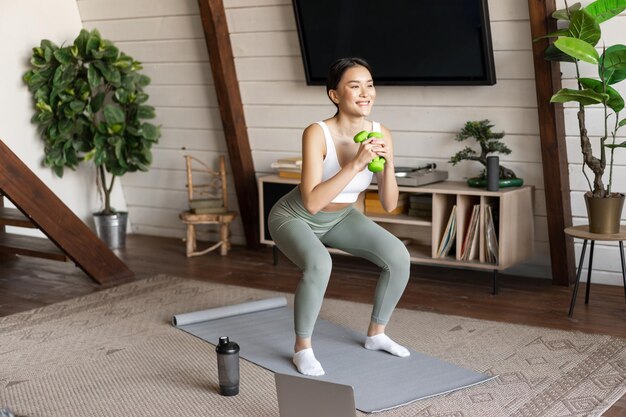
[274,373,357,417]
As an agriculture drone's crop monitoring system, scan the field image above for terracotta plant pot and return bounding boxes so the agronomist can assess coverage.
[584,193,625,234]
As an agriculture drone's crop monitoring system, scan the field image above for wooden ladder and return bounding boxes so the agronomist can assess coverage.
[0,139,133,284]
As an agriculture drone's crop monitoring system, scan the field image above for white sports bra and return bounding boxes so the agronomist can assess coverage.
[316,121,379,203]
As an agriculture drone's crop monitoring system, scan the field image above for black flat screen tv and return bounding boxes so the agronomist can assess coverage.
[292,0,496,86]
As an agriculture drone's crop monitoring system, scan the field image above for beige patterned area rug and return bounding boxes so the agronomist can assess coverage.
[0,275,625,417]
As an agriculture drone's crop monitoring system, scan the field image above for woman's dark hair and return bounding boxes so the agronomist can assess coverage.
[326,57,372,111]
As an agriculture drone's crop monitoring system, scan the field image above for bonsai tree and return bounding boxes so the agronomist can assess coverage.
[23,28,160,214]
[540,0,626,198]
[449,120,518,179]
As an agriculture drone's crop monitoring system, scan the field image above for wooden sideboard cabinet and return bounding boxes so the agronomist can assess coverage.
[258,175,535,293]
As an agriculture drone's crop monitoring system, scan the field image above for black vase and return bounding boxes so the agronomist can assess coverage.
[486,156,499,191]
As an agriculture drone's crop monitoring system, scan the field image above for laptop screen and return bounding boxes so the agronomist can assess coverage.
[274,373,357,417]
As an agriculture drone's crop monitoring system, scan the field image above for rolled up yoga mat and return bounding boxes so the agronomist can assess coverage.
[173,297,495,413]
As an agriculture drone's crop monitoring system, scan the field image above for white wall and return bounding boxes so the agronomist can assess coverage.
[0,0,127,232]
[76,0,244,245]
[557,0,626,286]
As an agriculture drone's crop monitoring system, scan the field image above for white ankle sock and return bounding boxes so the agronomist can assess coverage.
[293,348,325,376]
[364,333,410,357]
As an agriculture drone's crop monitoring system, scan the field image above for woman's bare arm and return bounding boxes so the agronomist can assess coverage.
[374,125,399,211]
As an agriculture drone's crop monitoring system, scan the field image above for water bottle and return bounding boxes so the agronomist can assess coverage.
[216,336,240,396]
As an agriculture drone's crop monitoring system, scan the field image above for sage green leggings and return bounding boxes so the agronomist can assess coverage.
[268,187,411,338]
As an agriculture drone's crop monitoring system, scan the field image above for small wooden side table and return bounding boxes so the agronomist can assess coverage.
[564,225,626,317]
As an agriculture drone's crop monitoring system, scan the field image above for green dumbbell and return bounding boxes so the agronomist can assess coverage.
[353,130,386,172]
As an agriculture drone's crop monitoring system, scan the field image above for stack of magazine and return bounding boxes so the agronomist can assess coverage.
[270,156,302,179]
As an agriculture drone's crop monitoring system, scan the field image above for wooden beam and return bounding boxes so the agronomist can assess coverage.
[197,0,260,249]
[0,139,133,284]
[527,0,576,285]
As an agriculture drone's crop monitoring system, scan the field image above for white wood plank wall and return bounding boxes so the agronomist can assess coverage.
[75,0,626,285]
[556,0,626,286]
[76,0,246,246]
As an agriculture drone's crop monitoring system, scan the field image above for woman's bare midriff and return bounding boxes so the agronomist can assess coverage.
[321,202,352,212]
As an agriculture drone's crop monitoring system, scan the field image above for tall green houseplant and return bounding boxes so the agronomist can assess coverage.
[23,28,160,215]
[541,0,626,198]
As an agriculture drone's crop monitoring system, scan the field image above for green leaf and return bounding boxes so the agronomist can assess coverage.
[114,88,129,104]
[87,64,101,89]
[141,123,160,141]
[36,101,53,113]
[619,118,626,128]
[40,39,58,51]
[94,148,106,165]
[52,65,65,87]
[30,55,47,68]
[552,2,582,20]
[578,77,625,112]
[104,105,125,125]
[58,118,73,135]
[137,105,155,119]
[73,29,89,57]
[53,47,73,65]
[135,92,149,104]
[113,55,133,71]
[94,61,121,85]
[101,40,119,60]
[544,43,577,62]
[600,45,626,84]
[69,100,86,114]
[584,0,626,23]
[550,87,608,105]
[568,9,601,46]
[53,165,64,178]
[107,68,121,86]
[137,74,151,87]
[605,140,626,149]
[91,91,105,113]
[554,37,600,63]
[86,30,101,55]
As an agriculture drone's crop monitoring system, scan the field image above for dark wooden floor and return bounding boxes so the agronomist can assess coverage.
[1,234,625,416]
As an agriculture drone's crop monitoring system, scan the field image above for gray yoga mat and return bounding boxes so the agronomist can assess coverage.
[172,297,495,413]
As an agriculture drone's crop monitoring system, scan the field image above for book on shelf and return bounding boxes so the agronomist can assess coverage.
[409,194,432,208]
[278,170,301,179]
[484,205,499,264]
[460,204,480,261]
[364,193,407,215]
[271,163,302,171]
[276,156,302,166]
[365,205,406,216]
[408,208,432,218]
[271,156,302,172]
[366,192,409,202]
[436,205,456,258]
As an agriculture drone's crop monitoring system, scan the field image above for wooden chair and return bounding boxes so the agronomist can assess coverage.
[179,155,237,257]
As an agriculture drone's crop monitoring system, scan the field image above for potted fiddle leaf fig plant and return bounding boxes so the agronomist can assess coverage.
[449,120,523,188]
[23,28,160,248]
[539,0,626,233]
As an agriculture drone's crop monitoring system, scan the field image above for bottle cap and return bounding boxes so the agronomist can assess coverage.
[216,336,240,354]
